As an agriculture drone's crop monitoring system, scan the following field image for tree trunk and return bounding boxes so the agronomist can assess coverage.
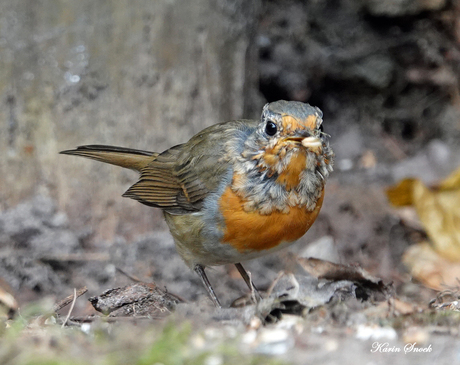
[0,0,260,241]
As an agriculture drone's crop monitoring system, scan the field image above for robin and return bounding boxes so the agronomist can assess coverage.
[61,100,334,307]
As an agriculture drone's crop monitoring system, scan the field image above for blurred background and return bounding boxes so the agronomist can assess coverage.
[1,0,460,310]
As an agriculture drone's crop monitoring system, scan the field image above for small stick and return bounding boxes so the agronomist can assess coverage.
[62,288,77,328]
[116,267,142,282]
[244,270,257,304]
[40,253,110,262]
[234,263,262,301]
[54,286,88,312]
[266,271,285,298]
[287,273,300,298]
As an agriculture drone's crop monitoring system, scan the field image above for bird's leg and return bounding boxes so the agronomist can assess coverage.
[194,264,221,308]
[235,263,262,301]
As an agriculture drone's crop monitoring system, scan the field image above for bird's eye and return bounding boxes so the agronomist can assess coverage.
[265,121,277,136]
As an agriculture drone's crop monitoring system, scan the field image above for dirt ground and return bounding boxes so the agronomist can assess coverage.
[1,1,460,364]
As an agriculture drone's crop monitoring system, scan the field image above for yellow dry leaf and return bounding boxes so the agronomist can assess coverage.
[438,167,460,190]
[387,167,460,262]
[386,178,416,207]
[403,242,460,290]
[413,179,460,261]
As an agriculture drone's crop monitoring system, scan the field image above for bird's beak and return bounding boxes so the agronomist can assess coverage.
[285,135,322,150]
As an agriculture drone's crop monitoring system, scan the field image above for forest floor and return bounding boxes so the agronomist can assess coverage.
[2,0,460,364]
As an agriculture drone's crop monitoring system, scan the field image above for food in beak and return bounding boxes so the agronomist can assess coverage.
[301,136,322,150]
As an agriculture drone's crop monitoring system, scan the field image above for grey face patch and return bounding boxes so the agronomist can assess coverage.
[260,101,325,143]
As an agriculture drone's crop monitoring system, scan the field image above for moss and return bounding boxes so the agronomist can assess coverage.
[0,317,289,365]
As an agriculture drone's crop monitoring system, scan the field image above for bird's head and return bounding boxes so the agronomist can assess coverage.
[246,100,334,189]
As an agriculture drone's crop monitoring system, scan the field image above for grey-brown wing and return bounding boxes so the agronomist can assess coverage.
[123,120,257,214]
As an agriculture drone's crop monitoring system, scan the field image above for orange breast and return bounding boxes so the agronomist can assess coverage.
[219,184,324,253]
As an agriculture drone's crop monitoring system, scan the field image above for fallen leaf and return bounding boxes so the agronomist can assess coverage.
[0,278,18,318]
[438,167,460,190]
[392,298,419,315]
[387,167,460,275]
[298,257,382,285]
[413,179,460,260]
[297,257,390,297]
[386,178,417,207]
[403,241,460,290]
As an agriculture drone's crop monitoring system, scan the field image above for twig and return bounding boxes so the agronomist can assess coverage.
[163,289,188,304]
[54,286,88,312]
[68,315,166,323]
[246,270,258,304]
[62,288,77,328]
[40,253,110,262]
[266,271,286,298]
[116,267,142,282]
[287,273,300,298]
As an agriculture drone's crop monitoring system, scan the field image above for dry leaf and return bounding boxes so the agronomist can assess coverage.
[438,168,460,190]
[392,298,419,315]
[387,168,460,289]
[297,257,389,295]
[386,178,417,207]
[0,279,18,318]
[403,241,460,290]
[387,168,460,261]
[364,299,417,319]
[412,179,460,260]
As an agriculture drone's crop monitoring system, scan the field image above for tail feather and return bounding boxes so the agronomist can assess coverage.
[60,145,158,172]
